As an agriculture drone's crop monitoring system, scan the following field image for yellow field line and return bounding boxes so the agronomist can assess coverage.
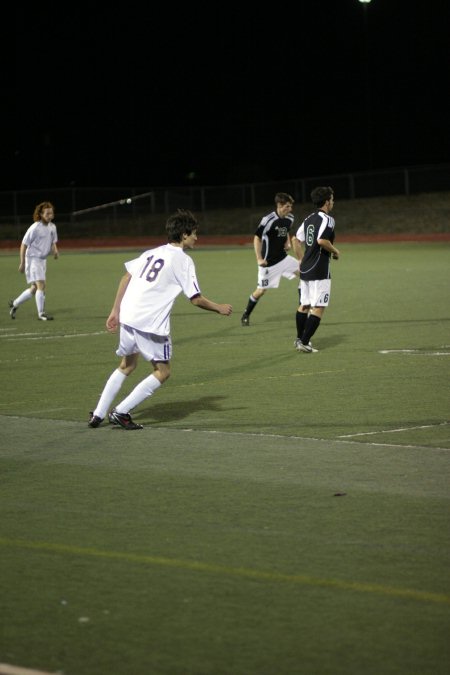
[1,538,448,606]
[0,664,55,675]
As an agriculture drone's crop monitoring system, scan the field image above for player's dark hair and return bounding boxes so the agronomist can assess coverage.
[310,186,334,208]
[166,209,198,243]
[274,192,294,206]
[33,201,55,221]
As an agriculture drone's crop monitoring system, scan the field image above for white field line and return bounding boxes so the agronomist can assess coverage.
[338,421,449,438]
[0,415,449,450]
[26,408,73,414]
[0,331,107,341]
[178,428,450,450]
[378,352,450,356]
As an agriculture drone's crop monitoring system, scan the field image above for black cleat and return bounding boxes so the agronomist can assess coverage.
[8,300,17,319]
[241,312,250,326]
[38,312,54,321]
[108,408,143,430]
[88,411,104,428]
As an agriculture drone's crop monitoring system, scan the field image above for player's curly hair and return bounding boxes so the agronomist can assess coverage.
[310,186,334,208]
[33,201,55,222]
[166,209,198,242]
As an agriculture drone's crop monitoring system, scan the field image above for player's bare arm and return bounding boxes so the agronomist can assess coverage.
[106,272,131,332]
[291,236,304,262]
[18,243,27,272]
[190,295,232,315]
[253,235,266,266]
[318,238,340,260]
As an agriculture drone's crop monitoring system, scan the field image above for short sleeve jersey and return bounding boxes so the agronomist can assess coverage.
[296,210,336,280]
[22,221,58,259]
[119,243,201,335]
[255,211,294,267]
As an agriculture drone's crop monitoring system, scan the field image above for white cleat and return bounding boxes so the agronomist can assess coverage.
[294,339,318,353]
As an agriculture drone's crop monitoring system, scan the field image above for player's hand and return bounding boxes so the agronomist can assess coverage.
[106,321,118,333]
[106,311,119,332]
[219,304,233,316]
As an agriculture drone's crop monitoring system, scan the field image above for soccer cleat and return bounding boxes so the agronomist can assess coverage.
[295,342,318,353]
[8,300,17,319]
[38,312,54,321]
[88,411,104,428]
[241,312,250,326]
[108,408,143,430]
[295,340,318,353]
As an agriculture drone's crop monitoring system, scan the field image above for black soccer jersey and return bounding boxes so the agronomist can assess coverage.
[255,211,294,267]
[297,210,336,280]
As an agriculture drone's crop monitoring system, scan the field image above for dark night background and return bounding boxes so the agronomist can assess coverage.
[10,1,450,190]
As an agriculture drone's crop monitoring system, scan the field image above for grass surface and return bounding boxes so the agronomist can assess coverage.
[0,243,449,674]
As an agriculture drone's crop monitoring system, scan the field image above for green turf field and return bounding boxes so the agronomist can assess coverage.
[1,243,449,675]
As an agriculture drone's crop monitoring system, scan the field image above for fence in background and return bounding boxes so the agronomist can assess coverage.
[1,163,449,239]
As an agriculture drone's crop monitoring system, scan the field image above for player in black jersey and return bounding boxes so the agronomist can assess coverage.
[292,186,340,352]
[240,193,300,326]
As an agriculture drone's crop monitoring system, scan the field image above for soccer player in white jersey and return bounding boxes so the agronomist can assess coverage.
[88,209,233,430]
[8,201,59,321]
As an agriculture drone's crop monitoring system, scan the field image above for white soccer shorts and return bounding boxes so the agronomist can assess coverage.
[116,324,172,362]
[299,279,331,307]
[25,257,47,284]
[257,255,299,290]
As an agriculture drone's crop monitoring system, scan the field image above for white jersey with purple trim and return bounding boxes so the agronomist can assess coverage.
[119,243,201,335]
[22,221,58,258]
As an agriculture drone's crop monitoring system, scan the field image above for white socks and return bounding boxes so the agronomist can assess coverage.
[12,288,45,317]
[115,374,162,414]
[94,371,163,420]
[13,288,34,307]
[35,290,45,315]
[94,369,127,419]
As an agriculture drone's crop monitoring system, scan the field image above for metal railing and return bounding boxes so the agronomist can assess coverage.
[1,164,449,239]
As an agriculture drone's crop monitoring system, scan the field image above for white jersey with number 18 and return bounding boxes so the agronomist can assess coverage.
[119,243,201,335]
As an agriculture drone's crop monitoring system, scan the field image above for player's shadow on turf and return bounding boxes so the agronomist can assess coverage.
[139,395,238,423]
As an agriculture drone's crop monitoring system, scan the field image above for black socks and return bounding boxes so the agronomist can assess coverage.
[301,314,321,344]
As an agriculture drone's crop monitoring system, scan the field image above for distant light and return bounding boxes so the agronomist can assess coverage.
[126,198,132,204]
[358,0,371,3]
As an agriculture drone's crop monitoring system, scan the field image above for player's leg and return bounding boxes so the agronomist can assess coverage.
[109,332,171,429]
[298,280,331,351]
[114,360,169,417]
[295,307,310,346]
[242,260,286,326]
[90,352,139,426]
[9,285,34,318]
[241,287,265,325]
[35,279,51,319]
[89,326,140,427]
[9,271,37,318]
[299,308,324,348]
[294,280,310,348]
